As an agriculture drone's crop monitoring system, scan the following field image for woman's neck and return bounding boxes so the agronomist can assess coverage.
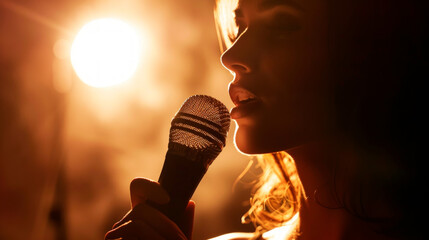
[285,141,395,240]
[287,141,336,199]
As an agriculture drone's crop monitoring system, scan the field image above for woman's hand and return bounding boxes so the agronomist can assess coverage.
[105,177,195,240]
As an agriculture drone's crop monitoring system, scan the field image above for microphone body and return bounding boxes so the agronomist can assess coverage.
[157,150,206,224]
[152,95,230,230]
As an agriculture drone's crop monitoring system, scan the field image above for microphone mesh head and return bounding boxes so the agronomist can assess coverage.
[169,95,231,163]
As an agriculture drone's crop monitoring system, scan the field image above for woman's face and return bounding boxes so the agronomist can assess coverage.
[221,0,333,154]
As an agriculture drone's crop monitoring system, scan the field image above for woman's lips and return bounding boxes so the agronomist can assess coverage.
[229,84,262,119]
[230,99,262,119]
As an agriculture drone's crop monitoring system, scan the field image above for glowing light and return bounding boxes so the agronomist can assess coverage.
[71,18,141,88]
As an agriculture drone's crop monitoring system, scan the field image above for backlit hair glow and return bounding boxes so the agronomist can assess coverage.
[214,0,239,51]
[242,152,306,237]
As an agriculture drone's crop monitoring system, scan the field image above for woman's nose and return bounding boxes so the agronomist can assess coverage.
[220,32,255,75]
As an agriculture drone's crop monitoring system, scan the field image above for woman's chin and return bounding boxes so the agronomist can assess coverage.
[233,140,257,155]
[233,124,306,155]
[233,127,278,155]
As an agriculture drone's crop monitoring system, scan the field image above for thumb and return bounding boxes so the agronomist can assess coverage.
[130,177,169,208]
[181,200,195,240]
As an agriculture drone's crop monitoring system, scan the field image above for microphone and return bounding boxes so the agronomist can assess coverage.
[155,95,231,230]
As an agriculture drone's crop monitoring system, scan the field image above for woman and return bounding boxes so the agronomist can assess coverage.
[105,0,427,239]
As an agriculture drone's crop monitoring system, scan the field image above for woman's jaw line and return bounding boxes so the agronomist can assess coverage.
[232,120,335,156]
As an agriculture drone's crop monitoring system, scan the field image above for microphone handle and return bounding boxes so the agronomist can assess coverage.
[154,151,207,231]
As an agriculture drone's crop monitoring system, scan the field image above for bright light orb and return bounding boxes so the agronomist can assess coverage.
[71,18,141,88]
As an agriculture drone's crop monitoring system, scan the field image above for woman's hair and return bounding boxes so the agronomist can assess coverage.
[214,0,238,53]
[215,0,428,239]
[241,152,306,236]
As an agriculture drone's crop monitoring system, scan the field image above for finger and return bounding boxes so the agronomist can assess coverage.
[105,220,164,240]
[130,178,170,208]
[112,203,187,240]
[182,200,195,240]
[113,204,159,229]
[112,208,133,229]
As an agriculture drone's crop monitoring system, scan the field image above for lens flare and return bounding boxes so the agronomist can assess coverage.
[71,18,141,88]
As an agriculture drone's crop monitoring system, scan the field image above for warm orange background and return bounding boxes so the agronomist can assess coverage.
[0,0,255,239]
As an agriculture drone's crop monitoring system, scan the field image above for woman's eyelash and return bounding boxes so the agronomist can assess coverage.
[230,15,301,43]
[231,18,246,42]
[265,17,301,40]
[235,18,246,33]
[269,22,301,33]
